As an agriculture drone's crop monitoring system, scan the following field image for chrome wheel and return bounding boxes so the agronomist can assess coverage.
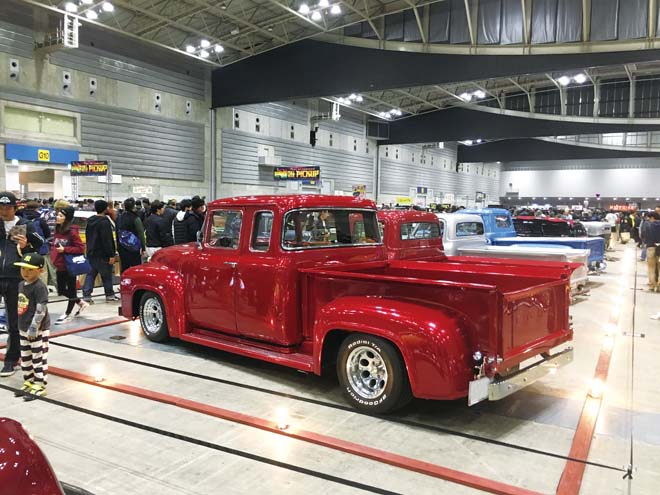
[142,297,163,336]
[345,345,388,400]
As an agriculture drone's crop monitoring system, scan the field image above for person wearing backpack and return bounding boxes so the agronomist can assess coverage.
[144,201,174,260]
[116,198,145,274]
[51,206,88,323]
[82,200,119,303]
[21,201,51,284]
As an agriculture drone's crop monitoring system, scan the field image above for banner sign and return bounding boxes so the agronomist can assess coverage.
[273,166,320,181]
[5,143,79,165]
[395,197,412,205]
[416,186,428,194]
[71,160,109,176]
[352,184,367,198]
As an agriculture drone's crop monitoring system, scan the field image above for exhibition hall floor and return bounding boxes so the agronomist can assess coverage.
[1,243,657,495]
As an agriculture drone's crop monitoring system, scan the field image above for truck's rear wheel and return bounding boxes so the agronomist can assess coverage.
[337,334,411,413]
[139,292,169,342]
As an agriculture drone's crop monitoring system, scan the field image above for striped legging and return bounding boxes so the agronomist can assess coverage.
[19,329,49,386]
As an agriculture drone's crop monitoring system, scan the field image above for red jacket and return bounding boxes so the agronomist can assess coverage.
[50,225,85,272]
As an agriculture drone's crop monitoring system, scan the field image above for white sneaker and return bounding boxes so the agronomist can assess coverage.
[55,314,73,325]
[75,300,90,317]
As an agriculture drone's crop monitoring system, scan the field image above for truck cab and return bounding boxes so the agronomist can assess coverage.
[434,213,487,256]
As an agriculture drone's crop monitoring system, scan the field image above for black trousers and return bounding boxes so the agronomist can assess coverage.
[0,278,20,363]
[56,270,80,315]
[118,245,142,274]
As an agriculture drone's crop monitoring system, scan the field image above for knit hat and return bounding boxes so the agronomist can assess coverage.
[62,206,75,222]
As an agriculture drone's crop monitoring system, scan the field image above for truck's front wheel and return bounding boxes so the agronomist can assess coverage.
[337,334,411,413]
[139,292,169,342]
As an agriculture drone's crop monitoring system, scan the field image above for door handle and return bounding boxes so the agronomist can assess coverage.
[224,261,237,268]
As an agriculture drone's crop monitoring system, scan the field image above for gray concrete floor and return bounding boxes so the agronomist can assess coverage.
[1,243,658,494]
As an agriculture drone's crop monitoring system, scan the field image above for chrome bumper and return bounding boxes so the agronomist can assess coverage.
[468,347,574,406]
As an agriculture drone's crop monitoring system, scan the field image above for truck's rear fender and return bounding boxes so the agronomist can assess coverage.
[314,296,474,400]
[120,264,187,338]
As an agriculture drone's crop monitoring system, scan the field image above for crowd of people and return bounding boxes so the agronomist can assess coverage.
[0,192,208,400]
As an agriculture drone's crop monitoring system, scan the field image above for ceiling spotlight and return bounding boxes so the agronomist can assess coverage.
[459,92,472,102]
[64,2,77,12]
[80,0,93,4]
[299,3,310,14]
[214,44,224,53]
[464,140,473,145]
[319,0,329,7]
[185,45,195,53]
[473,90,486,99]
[355,95,363,102]
[231,28,240,35]
[200,39,211,48]
[557,76,571,86]
[337,97,345,103]
[393,109,402,116]
[311,11,322,21]
[330,4,341,14]
[476,139,482,143]
[348,93,357,100]
[573,73,587,84]
[102,2,115,12]
[85,10,98,20]
[199,50,210,58]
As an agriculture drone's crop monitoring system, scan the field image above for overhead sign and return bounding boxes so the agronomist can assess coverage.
[71,160,109,176]
[416,186,428,195]
[396,197,412,205]
[5,143,79,165]
[352,184,367,198]
[273,166,320,181]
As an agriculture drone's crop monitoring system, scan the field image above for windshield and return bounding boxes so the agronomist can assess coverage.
[282,209,381,249]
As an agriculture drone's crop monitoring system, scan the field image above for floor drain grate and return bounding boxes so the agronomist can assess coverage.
[109,335,126,340]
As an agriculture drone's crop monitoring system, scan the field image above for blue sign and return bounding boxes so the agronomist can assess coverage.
[416,186,428,194]
[5,143,79,165]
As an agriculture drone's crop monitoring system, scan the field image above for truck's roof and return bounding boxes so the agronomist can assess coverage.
[208,194,376,210]
[377,209,440,224]
[462,208,510,216]
[436,213,484,223]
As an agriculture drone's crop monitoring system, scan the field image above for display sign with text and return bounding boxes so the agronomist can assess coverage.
[273,166,320,181]
[71,160,109,176]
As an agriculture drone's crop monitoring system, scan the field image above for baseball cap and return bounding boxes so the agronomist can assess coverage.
[15,253,45,270]
[0,191,17,206]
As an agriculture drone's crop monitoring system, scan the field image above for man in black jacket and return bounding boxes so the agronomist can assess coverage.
[172,199,192,244]
[183,197,205,243]
[82,200,119,303]
[0,192,44,377]
[144,201,174,259]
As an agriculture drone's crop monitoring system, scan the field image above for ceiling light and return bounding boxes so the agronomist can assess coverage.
[311,11,322,21]
[64,2,77,12]
[319,0,329,7]
[626,197,630,200]
[299,3,310,14]
[85,10,98,20]
[337,97,345,103]
[476,139,482,143]
[557,76,571,86]
[393,109,402,116]
[613,197,618,200]
[199,50,210,58]
[356,95,363,102]
[185,45,196,53]
[473,90,486,99]
[200,39,211,48]
[80,0,93,4]
[330,4,341,14]
[102,2,115,12]
[348,93,357,100]
[214,44,224,53]
[574,73,587,84]
[464,140,473,145]
[459,92,472,102]
[643,197,647,200]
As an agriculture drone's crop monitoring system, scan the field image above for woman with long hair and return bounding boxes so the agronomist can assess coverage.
[51,206,88,324]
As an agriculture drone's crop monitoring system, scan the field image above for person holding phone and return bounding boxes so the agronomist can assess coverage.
[0,191,45,378]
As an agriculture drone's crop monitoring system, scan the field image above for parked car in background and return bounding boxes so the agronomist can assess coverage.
[121,195,575,413]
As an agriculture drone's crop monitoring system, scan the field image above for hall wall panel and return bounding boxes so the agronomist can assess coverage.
[450,0,472,43]
[531,0,558,44]
[591,0,619,40]
[478,0,502,44]
[618,0,647,39]
[221,129,374,193]
[429,1,451,42]
[0,20,33,59]
[500,0,524,44]
[556,0,582,42]
[237,101,309,126]
[0,88,204,181]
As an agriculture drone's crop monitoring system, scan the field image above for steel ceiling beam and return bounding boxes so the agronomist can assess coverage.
[264,0,326,31]
[405,0,427,44]
[464,0,476,45]
[395,88,443,110]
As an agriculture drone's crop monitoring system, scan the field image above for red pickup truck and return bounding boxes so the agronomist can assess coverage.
[121,195,574,413]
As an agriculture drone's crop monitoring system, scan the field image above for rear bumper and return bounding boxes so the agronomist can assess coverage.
[468,347,573,406]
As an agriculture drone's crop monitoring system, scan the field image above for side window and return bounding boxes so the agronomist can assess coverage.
[495,215,511,228]
[290,125,295,139]
[255,117,260,133]
[400,222,440,240]
[207,209,242,249]
[251,212,273,252]
[234,112,240,129]
[455,221,484,237]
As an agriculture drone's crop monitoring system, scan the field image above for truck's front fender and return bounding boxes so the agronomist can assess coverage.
[314,296,474,400]
[120,264,187,338]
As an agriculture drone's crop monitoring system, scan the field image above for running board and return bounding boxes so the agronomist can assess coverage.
[180,332,315,372]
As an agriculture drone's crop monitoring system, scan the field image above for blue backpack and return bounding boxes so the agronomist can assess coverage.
[31,218,49,256]
[118,229,141,252]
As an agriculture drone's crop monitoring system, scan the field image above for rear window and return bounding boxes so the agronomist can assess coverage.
[400,222,441,240]
[456,221,484,237]
[495,215,511,228]
[282,209,381,249]
[542,221,570,237]
[514,219,543,236]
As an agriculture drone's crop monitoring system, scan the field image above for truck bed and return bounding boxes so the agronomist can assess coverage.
[302,260,572,375]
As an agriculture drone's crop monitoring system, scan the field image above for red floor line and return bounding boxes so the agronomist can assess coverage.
[556,337,615,495]
[1,358,543,495]
[0,318,128,350]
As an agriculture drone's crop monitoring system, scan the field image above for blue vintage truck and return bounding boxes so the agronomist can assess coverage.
[461,208,606,272]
